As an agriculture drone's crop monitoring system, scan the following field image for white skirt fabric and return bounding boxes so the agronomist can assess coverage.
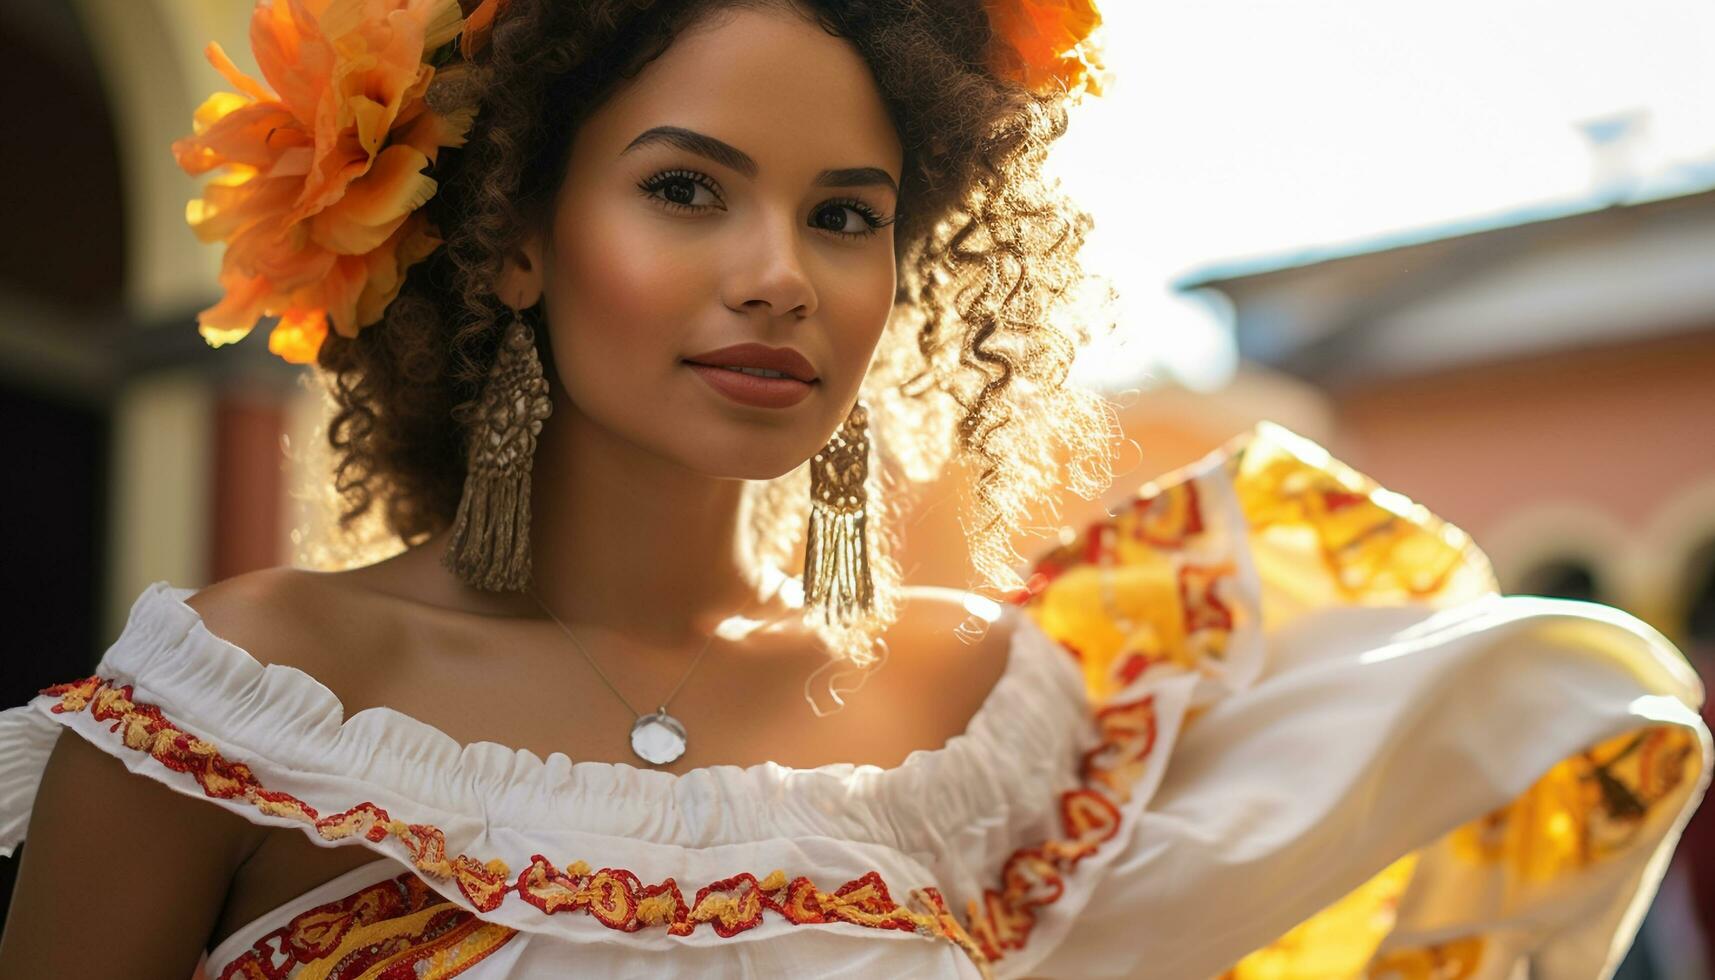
[0,422,1707,979]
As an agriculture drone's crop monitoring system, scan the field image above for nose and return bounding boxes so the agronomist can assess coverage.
[722,207,818,319]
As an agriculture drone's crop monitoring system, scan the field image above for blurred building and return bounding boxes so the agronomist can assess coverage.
[0,0,339,677]
[0,0,317,919]
[1177,169,1715,640]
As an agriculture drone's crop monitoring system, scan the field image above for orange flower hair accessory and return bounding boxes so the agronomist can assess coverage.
[171,0,498,365]
[984,0,1110,98]
[459,0,512,61]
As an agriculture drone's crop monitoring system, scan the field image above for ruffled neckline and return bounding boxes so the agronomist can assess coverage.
[92,580,1092,851]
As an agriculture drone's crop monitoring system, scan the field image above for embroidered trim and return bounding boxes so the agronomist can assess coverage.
[39,674,1163,976]
[956,694,1157,964]
[218,871,515,979]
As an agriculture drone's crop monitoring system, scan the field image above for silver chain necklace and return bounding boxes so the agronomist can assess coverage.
[527,587,761,766]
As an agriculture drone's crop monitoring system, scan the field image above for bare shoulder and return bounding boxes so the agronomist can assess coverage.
[894,587,1018,657]
[0,728,257,973]
[182,565,400,713]
[875,588,1019,726]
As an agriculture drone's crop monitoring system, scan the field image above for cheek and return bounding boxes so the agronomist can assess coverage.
[536,208,685,448]
[542,193,710,378]
[821,251,897,395]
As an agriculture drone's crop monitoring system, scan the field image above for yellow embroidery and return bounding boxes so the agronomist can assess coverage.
[1454,725,1700,881]
[1366,937,1486,980]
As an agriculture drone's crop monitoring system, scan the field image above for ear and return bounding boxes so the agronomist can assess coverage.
[494,231,547,310]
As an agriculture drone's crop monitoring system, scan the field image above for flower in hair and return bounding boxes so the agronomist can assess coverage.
[171,0,487,364]
[459,0,512,61]
[984,0,1109,98]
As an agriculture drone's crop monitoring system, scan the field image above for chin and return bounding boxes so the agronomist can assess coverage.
[710,453,813,483]
[670,437,818,483]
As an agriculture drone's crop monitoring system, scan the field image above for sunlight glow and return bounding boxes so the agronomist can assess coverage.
[1051,0,1715,393]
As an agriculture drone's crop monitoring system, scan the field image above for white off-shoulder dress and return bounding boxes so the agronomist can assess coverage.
[0,423,1708,979]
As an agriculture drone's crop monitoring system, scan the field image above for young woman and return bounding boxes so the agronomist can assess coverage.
[0,1,1706,977]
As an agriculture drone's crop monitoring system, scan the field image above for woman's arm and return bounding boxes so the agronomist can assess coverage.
[0,727,258,978]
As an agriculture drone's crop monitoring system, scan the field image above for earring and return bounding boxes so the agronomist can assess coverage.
[442,313,553,591]
[803,399,875,624]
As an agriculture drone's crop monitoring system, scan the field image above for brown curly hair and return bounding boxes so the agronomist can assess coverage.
[314,0,1119,660]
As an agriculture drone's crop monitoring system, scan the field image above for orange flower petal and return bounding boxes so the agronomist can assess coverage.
[387,64,439,137]
[425,0,466,49]
[185,174,296,245]
[263,145,316,180]
[203,41,275,103]
[348,95,393,159]
[986,0,1106,96]
[396,74,476,163]
[308,144,435,254]
[250,0,333,122]
[179,0,473,364]
[355,211,441,326]
[293,140,371,222]
[459,0,510,60]
[398,105,477,163]
[313,256,369,336]
[171,101,304,175]
[189,91,252,137]
[267,309,330,364]
[321,12,436,157]
[227,215,338,292]
[196,268,274,342]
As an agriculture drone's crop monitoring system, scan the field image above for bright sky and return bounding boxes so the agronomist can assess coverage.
[1054,0,1715,391]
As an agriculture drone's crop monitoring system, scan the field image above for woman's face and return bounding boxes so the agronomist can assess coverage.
[509,3,903,480]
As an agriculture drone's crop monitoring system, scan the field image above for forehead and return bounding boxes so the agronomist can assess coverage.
[574,5,902,177]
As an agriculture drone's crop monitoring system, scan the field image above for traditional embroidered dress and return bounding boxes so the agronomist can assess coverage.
[0,423,1707,979]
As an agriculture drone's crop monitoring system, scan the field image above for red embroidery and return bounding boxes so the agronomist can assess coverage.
[1083,519,1114,564]
[41,666,1164,977]
[1178,561,1236,636]
[216,870,515,979]
[1321,489,1368,512]
[959,694,1159,966]
[1115,652,1150,686]
[1130,481,1206,548]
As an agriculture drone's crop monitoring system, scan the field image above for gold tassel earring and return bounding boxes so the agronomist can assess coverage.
[803,400,875,624]
[442,313,553,591]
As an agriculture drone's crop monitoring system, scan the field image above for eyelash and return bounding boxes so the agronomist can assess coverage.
[636,168,896,240]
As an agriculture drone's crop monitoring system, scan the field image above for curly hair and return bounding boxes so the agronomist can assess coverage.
[314,0,1119,662]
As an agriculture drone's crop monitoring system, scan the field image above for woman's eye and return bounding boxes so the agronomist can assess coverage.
[813,202,882,238]
[638,170,892,240]
[638,171,722,212]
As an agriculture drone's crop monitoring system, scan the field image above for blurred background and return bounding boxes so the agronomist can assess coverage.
[1,0,1711,971]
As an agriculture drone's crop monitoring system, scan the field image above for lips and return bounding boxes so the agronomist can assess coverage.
[682,343,818,383]
[686,363,815,409]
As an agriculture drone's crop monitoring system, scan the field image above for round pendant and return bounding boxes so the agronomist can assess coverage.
[630,709,688,766]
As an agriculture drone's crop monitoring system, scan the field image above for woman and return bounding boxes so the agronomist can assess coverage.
[0,0,1706,976]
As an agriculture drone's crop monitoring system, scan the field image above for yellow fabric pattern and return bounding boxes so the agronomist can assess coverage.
[1015,422,1703,979]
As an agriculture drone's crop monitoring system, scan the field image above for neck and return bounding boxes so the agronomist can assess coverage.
[517,385,788,644]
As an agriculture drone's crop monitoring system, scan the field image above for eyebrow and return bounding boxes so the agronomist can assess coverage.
[620,125,898,195]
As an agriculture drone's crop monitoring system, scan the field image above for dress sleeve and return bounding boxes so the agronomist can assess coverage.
[1013,422,1710,980]
[0,581,253,859]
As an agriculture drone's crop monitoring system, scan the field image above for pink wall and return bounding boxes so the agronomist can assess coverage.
[1329,328,1715,543]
